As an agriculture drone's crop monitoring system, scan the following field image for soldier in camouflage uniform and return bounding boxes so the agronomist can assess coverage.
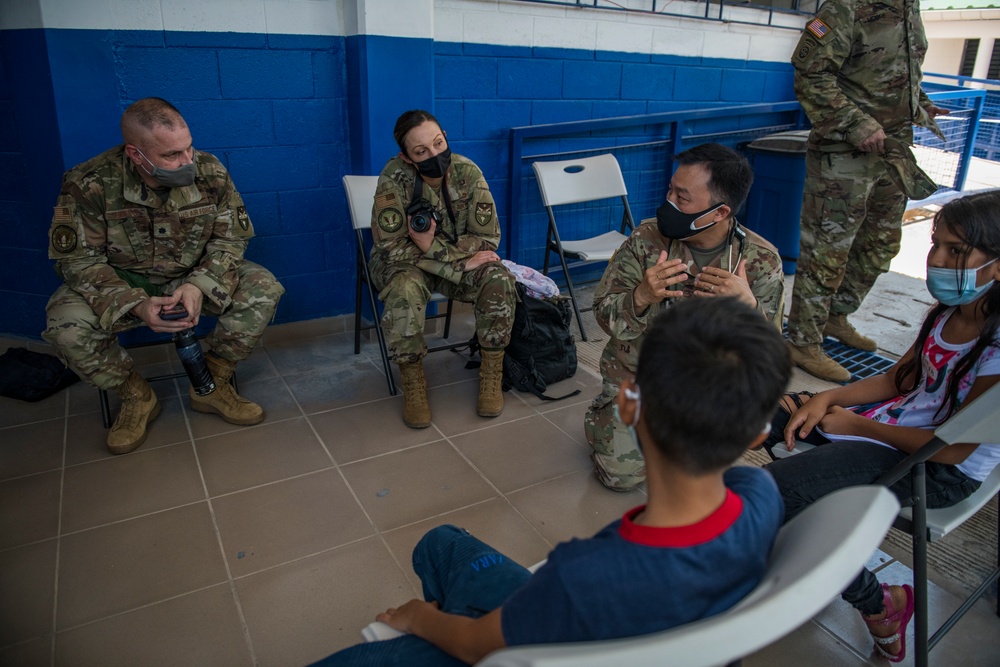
[584,144,785,491]
[786,0,949,382]
[43,98,284,455]
[371,110,516,428]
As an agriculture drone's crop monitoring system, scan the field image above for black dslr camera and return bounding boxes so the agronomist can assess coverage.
[406,200,441,233]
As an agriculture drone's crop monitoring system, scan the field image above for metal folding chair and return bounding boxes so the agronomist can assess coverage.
[343,175,459,396]
[532,154,635,341]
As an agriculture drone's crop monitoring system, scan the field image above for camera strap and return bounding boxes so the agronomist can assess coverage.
[410,173,458,244]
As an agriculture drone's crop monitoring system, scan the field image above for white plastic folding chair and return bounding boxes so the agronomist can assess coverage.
[873,380,1000,667]
[343,175,457,396]
[532,154,635,341]
[772,382,1000,667]
[474,484,900,667]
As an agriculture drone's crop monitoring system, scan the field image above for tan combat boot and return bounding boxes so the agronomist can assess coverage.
[189,353,264,425]
[824,314,878,352]
[477,349,505,418]
[399,360,431,429]
[107,370,161,455]
[788,343,852,383]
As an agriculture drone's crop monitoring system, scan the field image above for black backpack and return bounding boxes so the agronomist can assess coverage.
[0,347,80,402]
[465,282,580,402]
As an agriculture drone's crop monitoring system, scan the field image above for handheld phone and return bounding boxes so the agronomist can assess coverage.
[160,307,189,321]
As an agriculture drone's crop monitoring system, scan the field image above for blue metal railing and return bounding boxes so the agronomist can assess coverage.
[507,89,984,271]
[926,72,999,162]
[506,101,805,267]
[510,0,816,31]
[913,87,986,194]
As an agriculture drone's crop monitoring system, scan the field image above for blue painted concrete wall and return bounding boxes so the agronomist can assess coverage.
[0,27,794,339]
[0,28,351,338]
[435,42,795,247]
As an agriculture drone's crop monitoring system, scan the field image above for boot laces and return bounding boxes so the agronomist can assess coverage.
[401,367,426,406]
[480,355,504,399]
[114,392,144,432]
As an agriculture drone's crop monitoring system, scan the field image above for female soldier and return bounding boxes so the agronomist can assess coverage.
[369,110,516,428]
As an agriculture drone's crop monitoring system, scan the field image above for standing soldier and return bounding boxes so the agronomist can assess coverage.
[43,97,285,454]
[370,110,516,428]
[584,144,785,491]
[786,0,949,381]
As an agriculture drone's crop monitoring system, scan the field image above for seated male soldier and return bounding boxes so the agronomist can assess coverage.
[43,97,284,454]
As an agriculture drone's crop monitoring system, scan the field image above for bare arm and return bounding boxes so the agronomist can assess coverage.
[784,349,913,447]
[787,354,999,465]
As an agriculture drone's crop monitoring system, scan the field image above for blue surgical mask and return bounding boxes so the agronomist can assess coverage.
[926,258,997,306]
[135,148,197,188]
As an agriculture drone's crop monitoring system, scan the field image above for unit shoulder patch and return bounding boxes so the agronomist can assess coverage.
[51,224,78,253]
[475,202,494,227]
[796,40,815,62]
[378,207,404,234]
[237,206,250,230]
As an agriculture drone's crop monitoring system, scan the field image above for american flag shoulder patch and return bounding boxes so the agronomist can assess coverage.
[807,18,830,39]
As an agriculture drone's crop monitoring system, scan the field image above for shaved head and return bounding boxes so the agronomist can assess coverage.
[121,97,187,147]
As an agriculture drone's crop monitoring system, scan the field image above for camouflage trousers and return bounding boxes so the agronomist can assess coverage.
[584,379,646,491]
[787,148,906,347]
[42,261,284,390]
[372,261,516,364]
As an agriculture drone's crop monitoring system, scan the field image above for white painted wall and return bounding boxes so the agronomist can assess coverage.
[434,0,801,62]
[923,9,1000,79]
[925,37,966,76]
[0,0,345,34]
[0,0,803,63]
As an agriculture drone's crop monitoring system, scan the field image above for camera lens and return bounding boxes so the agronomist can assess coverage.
[410,213,431,233]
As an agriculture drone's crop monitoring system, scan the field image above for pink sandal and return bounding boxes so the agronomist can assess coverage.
[863,583,915,663]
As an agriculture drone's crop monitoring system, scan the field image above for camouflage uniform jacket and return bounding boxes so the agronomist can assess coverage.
[47,145,254,331]
[792,0,942,148]
[594,219,784,379]
[370,153,500,285]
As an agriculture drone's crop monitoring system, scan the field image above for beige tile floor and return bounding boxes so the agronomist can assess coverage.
[6,205,1000,667]
[2,306,999,667]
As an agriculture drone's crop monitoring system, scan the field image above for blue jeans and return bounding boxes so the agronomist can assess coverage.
[311,525,533,666]
[763,404,979,615]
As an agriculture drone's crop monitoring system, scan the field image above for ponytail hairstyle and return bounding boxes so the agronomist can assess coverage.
[894,191,1000,421]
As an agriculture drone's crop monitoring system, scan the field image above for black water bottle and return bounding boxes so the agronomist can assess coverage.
[173,329,216,396]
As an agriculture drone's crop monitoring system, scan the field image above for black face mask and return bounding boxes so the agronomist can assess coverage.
[655,199,725,240]
[413,147,452,179]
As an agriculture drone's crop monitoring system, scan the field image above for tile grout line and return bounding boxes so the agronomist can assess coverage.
[280,339,424,602]
[178,378,259,666]
[265,344,426,601]
[290,342,544,602]
[51,581,238,637]
[50,388,70,666]
[436,426,559,552]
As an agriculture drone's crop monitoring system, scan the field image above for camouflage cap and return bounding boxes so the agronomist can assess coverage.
[883,136,938,201]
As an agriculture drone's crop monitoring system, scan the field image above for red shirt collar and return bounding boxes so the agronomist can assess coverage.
[617,490,744,547]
